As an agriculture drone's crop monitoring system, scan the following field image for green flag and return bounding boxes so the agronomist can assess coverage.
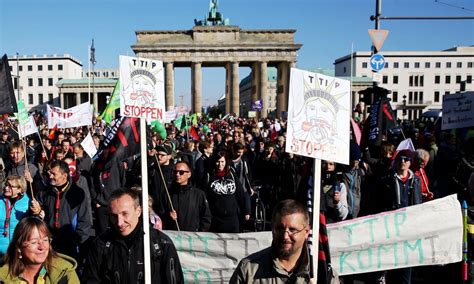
[190,113,198,127]
[17,100,29,125]
[151,120,167,140]
[174,114,187,130]
[98,80,120,125]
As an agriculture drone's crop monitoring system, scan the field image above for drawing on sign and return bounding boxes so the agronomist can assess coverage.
[368,29,389,51]
[370,54,385,72]
[287,68,350,165]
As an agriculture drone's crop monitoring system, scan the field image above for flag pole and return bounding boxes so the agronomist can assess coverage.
[139,117,152,284]
[310,159,321,281]
[88,44,91,105]
[154,154,180,231]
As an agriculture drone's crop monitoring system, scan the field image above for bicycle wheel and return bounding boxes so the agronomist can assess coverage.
[254,199,266,231]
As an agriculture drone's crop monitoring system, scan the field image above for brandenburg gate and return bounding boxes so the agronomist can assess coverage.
[131,25,301,117]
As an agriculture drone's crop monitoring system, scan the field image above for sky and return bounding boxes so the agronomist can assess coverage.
[1,0,473,107]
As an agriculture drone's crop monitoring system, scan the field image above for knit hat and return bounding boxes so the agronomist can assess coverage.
[155,144,173,155]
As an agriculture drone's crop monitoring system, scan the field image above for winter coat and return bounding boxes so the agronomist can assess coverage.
[0,253,80,284]
[0,194,30,255]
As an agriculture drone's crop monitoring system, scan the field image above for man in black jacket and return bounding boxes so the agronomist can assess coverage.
[160,161,211,231]
[82,187,184,284]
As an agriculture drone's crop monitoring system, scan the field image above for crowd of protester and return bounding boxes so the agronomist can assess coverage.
[0,112,472,283]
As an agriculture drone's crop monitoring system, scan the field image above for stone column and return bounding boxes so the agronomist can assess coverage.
[93,92,99,114]
[277,62,290,118]
[225,63,231,114]
[191,62,202,113]
[259,61,268,117]
[231,62,240,116]
[76,92,81,106]
[60,91,64,109]
[165,62,175,111]
[251,62,260,118]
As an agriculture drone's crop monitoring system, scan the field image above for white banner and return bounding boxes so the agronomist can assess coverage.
[328,195,462,275]
[81,133,97,158]
[442,91,474,130]
[286,68,350,165]
[18,115,38,139]
[47,103,92,129]
[165,231,272,283]
[164,110,177,123]
[119,56,165,121]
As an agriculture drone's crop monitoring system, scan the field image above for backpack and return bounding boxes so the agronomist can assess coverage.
[343,168,363,219]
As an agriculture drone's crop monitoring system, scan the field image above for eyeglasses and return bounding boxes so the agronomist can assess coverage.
[4,184,19,189]
[23,237,52,248]
[398,156,412,162]
[173,170,190,175]
[273,225,307,237]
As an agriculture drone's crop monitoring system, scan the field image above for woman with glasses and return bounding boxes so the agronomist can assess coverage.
[0,216,79,283]
[0,175,30,256]
[206,151,250,233]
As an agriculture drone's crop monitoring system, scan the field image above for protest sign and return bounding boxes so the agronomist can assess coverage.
[286,68,350,165]
[442,91,474,130]
[119,56,165,121]
[81,133,97,158]
[327,194,462,275]
[47,103,92,129]
[165,231,272,283]
[18,115,38,139]
[164,109,177,123]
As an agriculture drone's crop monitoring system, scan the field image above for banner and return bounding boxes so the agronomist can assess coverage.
[47,103,92,129]
[165,231,272,283]
[0,54,18,114]
[286,68,350,165]
[327,195,462,276]
[442,91,474,130]
[18,115,38,139]
[119,56,165,121]
[81,133,97,158]
[164,109,177,123]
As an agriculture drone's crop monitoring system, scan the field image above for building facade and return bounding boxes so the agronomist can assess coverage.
[334,46,474,120]
[8,54,83,111]
[239,68,277,117]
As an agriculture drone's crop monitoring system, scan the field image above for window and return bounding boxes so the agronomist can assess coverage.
[362,62,368,68]
[13,78,18,89]
[457,62,462,68]
[456,75,462,84]
[435,75,440,84]
[392,91,398,103]
[48,93,53,102]
[28,78,33,87]
[409,76,413,87]
[409,91,413,102]
[446,62,451,68]
[468,62,473,68]
[19,66,23,72]
[415,62,420,68]
[404,62,409,68]
[58,64,63,71]
[436,62,441,68]
[47,78,53,86]
[48,65,53,71]
[385,62,389,68]
[394,62,399,68]
[434,91,440,102]
[393,75,399,84]
[38,65,43,71]
[468,75,472,84]
[28,65,32,71]
[28,94,33,104]
[420,75,424,87]
[414,76,419,86]
[38,78,43,87]
[425,62,430,68]
[383,76,388,84]
[445,75,451,84]
[419,92,423,103]
[38,94,43,104]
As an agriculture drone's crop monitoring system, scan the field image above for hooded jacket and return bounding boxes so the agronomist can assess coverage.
[0,253,80,284]
[0,194,30,255]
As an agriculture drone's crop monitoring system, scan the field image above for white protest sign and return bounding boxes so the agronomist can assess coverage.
[286,68,350,165]
[164,109,177,123]
[119,56,165,121]
[18,115,38,139]
[47,103,92,129]
[164,231,272,283]
[442,91,474,130]
[81,133,97,158]
[328,194,462,276]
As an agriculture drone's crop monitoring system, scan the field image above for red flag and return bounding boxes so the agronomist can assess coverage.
[189,126,199,141]
[48,124,58,140]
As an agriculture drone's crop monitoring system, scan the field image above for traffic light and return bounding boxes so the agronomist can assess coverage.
[358,86,391,105]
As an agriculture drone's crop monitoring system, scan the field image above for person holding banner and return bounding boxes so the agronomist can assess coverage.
[378,149,422,284]
[230,199,310,283]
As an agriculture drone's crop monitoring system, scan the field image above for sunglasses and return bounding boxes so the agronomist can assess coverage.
[398,156,412,162]
[173,170,190,175]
